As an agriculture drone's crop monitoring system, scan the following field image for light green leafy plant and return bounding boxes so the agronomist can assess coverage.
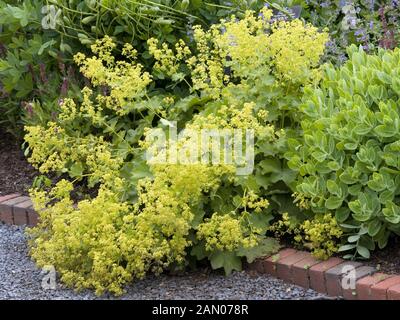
[286,45,400,259]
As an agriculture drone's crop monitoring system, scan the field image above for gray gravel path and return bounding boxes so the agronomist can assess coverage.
[0,223,328,300]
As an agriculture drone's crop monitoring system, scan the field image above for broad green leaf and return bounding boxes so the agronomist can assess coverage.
[357,246,370,259]
[209,251,242,275]
[339,169,359,184]
[190,243,207,260]
[327,180,340,196]
[120,158,152,197]
[367,173,385,192]
[236,238,280,263]
[259,159,281,174]
[359,235,376,251]
[379,190,394,204]
[382,202,400,224]
[376,71,391,84]
[69,162,84,178]
[348,199,362,215]
[270,168,297,185]
[335,207,350,223]
[344,142,358,150]
[246,212,274,231]
[353,124,372,135]
[348,184,362,196]
[368,220,381,237]
[338,244,356,252]
[374,124,397,138]
[311,150,327,162]
[325,196,343,210]
[340,223,361,229]
[378,231,390,249]
[327,161,341,171]
[348,234,360,243]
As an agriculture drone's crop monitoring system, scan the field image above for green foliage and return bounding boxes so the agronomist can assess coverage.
[0,0,86,136]
[50,0,264,46]
[25,9,327,295]
[286,45,400,259]
[0,0,260,136]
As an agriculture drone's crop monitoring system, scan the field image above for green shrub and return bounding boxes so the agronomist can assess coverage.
[286,45,400,259]
[26,9,328,295]
[1,0,259,136]
[0,0,75,136]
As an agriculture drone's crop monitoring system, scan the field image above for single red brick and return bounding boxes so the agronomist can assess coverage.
[262,248,297,277]
[0,206,13,224]
[1,196,30,205]
[0,193,20,203]
[292,255,321,289]
[13,199,32,225]
[356,273,390,300]
[371,276,400,300]
[309,257,343,294]
[0,196,30,210]
[0,196,30,225]
[276,251,311,282]
[388,283,400,300]
[342,266,376,300]
[325,261,363,297]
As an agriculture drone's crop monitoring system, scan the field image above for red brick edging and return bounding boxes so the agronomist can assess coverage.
[2,193,400,300]
[248,248,400,300]
[0,194,38,226]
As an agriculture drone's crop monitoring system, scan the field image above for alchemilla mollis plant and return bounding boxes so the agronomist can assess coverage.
[24,8,329,295]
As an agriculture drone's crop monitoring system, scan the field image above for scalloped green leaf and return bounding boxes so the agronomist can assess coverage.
[209,251,242,275]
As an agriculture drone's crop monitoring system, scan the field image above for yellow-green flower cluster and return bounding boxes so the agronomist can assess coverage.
[90,35,116,65]
[241,190,269,213]
[74,36,152,115]
[197,213,259,252]
[142,100,279,169]
[185,25,226,98]
[292,192,311,210]
[300,213,343,260]
[148,38,191,77]
[148,8,328,97]
[269,212,342,260]
[128,163,235,272]
[24,123,122,188]
[29,162,230,295]
[24,122,68,173]
[188,102,277,140]
[268,20,329,84]
[269,212,300,238]
[213,9,273,77]
[28,187,132,296]
[59,98,78,122]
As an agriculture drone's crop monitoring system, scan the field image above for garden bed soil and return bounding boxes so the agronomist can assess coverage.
[365,236,400,275]
[0,127,37,196]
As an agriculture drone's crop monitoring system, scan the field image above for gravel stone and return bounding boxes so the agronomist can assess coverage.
[0,223,329,300]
